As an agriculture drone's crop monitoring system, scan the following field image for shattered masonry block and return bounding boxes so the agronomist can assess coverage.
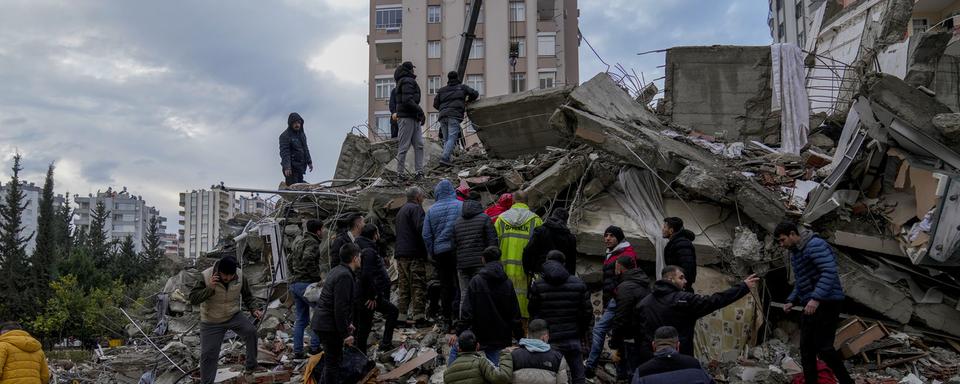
[675,164,729,203]
[864,73,953,144]
[334,134,375,180]
[523,154,588,209]
[733,180,787,233]
[466,85,574,158]
[836,252,913,324]
[933,113,960,151]
[568,73,663,128]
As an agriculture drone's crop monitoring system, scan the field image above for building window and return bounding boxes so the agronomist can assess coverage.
[427,40,441,58]
[469,39,484,59]
[375,7,402,31]
[798,31,805,48]
[537,34,556,56]
[538,71,556,89]
[510,73,526,93]
[912,18,929,35]
[509,2,525,22]
[465,3,484,23]
[428,75,441,95]
[427,5,441,24]
[428,112,440,129]
[510,37,526,57]
[374,78,395,100]
[374,114,391,137]
[465,74,484,96]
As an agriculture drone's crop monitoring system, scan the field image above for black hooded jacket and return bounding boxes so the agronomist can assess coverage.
[395,201,427,259]
[394,66,424,120]
[635,280,749,356]
[278,113,312,172]
[312,263,358,337]
[453,200,498,270]
[610,268,652,350]
[458,261,524,349]
[528,260,593,342]
[356,236,390,302]
[523,214,579,275]
[432,78,479,120]
[664,229,697,291]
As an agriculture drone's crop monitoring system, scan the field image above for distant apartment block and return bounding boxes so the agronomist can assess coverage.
[237,194,274,216]
[367,0,580,142]
[74,187,166,253]
[160,232,179,259]
[0,181,65,255]
[178,187,235,260]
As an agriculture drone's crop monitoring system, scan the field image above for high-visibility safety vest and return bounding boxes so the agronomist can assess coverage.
[494,203,543,318]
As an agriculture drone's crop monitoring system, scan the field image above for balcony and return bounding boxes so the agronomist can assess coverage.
[375,39,402,63]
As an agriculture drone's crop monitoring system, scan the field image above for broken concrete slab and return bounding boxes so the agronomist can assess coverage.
[933,113,960,152]
[837,252,913,324]
[664,46,775,140]
[568,72,663,128]
[676,164,730,203]
[523,154,588,209]
[466,85,575,158]
[864,73,953,146]
[734,180,787,233]
[913,303,960,338]
[831,230,907,258]
[334,134,376,180]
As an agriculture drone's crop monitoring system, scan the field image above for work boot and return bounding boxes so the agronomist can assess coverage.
[584,366,596,379]
[414,172,424,181]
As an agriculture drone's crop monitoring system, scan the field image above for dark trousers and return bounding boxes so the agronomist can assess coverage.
[355,298,400,352]
[199,313,258,384]
[618,341,648,380]
[318,331,344,384]
[284,170,305,185]
[435,252,459,325]
[801,300,853,384]
[553,338,586,384]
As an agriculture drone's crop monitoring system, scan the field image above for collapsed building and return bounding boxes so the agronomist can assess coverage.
[49,2,960,383]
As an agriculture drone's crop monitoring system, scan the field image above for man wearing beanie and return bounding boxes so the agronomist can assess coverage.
[189,256,264,383]
[584,225,638,378]
[433,70,479,167]
[394,61,426,180]
[278,112,312,186]
[523,207,579,276]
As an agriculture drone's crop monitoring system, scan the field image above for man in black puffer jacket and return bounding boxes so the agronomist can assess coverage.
[394,61,425,179]
[635,266,758,358]
[395,187,429,326]
[453,199,498,314]
[433,71,479,166]
[453,247,524,365]
[528,251,592,384]
[662,217,697,292]
[523,208,578,276]
[278,112,312,185]
[355,224,399,353]
[609,257,652,380]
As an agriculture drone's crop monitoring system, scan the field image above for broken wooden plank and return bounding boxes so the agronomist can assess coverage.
[376,349,439,381]
[878,352,928,369]
[840,323,890,359]
[834,316,868,350]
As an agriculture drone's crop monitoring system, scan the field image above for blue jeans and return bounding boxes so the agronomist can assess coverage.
[447,343,501,367]
[441,117,462,162]
[585,299,616,369]
[289,282,321,354]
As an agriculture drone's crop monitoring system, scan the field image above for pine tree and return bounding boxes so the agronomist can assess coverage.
[53,193,73,272]
[117,235,138,284]
[141,215,163,278]
[87,200,110,269]
[0,154,35,322]
[31,164,58,308]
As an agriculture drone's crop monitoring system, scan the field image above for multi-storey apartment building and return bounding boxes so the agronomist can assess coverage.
[367,0,580,141]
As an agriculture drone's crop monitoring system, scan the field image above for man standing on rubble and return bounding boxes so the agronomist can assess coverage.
[423,179,464,330]
[279,112,312,186]
[313,243,362,384]
[636,266,758,358]
[433,70,479,167]
[662,217,697,292]
[585,225,638,378]
[288,220,327,359]
[494,190,542,319]
[523,208,578,275]
[394,61,425,180]
[528,251,592,384]
[609,256,652,380]
[395,186,429,328]
[452,247,524,365]
[453,194,499,313]
[189,256,264,384]
[330,213,364,269]
[355,224,399,353]
[775,222,852,384]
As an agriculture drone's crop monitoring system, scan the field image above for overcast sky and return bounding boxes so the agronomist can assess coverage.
[0,0,770,233]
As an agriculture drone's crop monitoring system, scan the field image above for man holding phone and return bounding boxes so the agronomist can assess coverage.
[189,256,264,384]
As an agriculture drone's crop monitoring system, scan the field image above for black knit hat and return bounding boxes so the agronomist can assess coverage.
[604,225,625,243]
[401,61,415,70]
[218,256,238,275]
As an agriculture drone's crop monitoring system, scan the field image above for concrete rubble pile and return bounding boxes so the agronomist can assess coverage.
[51,12,960,384]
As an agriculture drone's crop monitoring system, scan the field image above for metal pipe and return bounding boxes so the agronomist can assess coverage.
[222,186,355,198]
